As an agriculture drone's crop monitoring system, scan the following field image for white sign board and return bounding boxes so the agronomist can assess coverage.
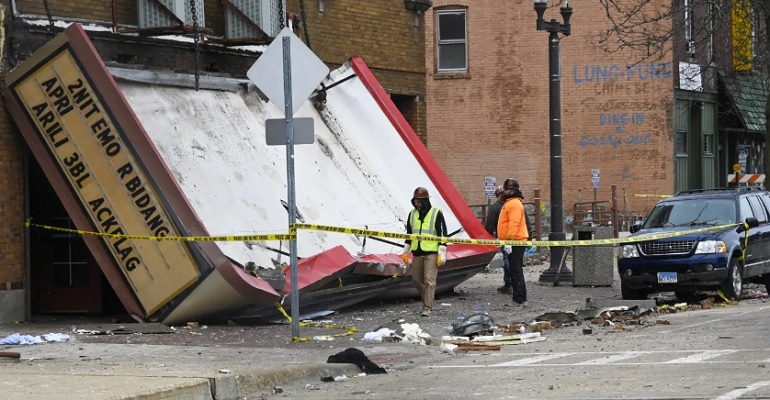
[678,61,702,92]
[247,28,330,116]
[591,169,600,189]
[485,176,496,199]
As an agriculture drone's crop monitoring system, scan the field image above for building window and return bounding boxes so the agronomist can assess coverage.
[703,133,714,155]
[675,131,687,155]
[685,0,694,56]
[436,9,467,72]
[708,2,715,63]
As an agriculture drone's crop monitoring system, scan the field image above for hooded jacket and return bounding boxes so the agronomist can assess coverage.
[497,191,529,241]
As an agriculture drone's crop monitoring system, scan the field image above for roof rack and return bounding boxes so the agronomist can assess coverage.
[675,186,764,196]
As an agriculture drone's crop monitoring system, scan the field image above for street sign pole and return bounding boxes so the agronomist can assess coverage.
[247,28,328,341]
[281,37,300,339]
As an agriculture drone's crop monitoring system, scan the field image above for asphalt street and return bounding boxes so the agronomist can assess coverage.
[266,295,770,400]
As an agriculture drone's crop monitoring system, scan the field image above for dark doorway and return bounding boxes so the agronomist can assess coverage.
[28,158,120,315]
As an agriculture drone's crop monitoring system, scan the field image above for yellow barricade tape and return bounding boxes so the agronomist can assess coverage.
[632,194,672,198]
[25,218,739,248]
[274,303,358,342]
[25,219,295,242]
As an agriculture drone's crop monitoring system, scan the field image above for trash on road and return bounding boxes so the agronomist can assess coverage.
[326,347,387,374]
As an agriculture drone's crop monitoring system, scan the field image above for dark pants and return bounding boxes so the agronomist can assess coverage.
[505,246,527,303]
[501,248,511,285]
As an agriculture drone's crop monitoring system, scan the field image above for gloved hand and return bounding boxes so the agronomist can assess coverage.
[502,245,512,254]
[401,243,410,264]
[437,246,447,267]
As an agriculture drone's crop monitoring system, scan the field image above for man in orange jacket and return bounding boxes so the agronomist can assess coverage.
[497,178,529,307]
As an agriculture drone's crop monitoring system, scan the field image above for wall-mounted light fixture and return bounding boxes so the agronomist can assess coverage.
[404,0,433,27]
[319,0,325,14]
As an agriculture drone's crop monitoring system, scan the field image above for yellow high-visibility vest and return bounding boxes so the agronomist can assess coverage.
[409,207,440,252]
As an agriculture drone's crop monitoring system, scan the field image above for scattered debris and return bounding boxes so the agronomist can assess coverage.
[451,314,495,337]
[0,352,20,362]
[362,327,398,344]
[73,323,175,335]
[472,332,544,345]
[0,333,69,345]
[440,341,458,353]
[535,311,577,322]
[327,348,387,374]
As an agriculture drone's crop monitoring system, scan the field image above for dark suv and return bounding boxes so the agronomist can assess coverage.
[617,187,770,301]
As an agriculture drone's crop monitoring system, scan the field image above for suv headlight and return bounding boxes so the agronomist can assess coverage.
[620,244,640,258]
[695,240,727,254]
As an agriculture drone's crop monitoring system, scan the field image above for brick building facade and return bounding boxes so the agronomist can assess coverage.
[424,0,674,218]
[0,0,428,320]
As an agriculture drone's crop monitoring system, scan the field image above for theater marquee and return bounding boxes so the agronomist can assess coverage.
[5,25,201,318]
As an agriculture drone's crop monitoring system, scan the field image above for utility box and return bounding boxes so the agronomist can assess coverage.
[572,225,614,286]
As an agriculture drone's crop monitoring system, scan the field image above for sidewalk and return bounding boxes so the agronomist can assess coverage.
[0,257,621,400]
[0,341,388,400]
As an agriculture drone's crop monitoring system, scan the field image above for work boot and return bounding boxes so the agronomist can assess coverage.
[497,284,513,294]
[421,309,432,317]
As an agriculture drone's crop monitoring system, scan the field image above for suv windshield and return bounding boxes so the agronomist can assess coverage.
[643,198,736,228]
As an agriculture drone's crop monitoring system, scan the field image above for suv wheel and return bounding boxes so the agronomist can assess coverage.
[719,257,743,300]
[621,282,648,300]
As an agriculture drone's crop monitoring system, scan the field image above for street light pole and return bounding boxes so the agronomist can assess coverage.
[534,0,573,284]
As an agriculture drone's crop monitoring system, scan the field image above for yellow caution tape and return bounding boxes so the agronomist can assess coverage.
[274,303,358,342]
[26,218,739,247]
[25,219,295,242]
[716,290,729,302]
[632,194,672,198]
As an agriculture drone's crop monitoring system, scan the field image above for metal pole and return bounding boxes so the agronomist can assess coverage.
[282,37,300,339]
[539,29,571,283]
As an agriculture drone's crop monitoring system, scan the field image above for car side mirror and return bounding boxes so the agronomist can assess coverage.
[630,224,642,234]
[737,217,760,232]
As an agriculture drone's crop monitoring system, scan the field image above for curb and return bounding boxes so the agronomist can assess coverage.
[227,363,363,399]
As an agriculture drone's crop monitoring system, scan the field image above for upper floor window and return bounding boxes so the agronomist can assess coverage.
[436,9,467,72]
[684,0,694,56]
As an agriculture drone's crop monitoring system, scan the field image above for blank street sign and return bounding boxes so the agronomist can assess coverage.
[247,28,330,116]
[265,118,315,145]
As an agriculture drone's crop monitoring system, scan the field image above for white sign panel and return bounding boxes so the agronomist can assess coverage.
[678,61,702,92]
[247,28,330,116]
[591,169,600,189]
[485,176,496,199]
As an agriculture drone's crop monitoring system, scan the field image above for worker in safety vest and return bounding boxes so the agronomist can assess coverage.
[401,187,448,317]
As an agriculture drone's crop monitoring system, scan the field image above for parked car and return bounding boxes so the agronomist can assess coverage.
[617,187,770,301]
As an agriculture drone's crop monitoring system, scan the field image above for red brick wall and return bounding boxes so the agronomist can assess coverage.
[0,90,26,286]
[425,0,673,216]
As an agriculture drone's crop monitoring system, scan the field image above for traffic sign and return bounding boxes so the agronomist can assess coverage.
[246,28,330,116]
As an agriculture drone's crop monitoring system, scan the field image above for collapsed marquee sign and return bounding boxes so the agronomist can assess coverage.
[5,24,496,324]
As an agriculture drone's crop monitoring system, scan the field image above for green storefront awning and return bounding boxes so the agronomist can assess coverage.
[720,71,769,133]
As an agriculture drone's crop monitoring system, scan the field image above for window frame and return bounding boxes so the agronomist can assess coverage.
[435,8,468,73]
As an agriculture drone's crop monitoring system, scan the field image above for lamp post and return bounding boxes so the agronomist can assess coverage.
[534,0,573,284]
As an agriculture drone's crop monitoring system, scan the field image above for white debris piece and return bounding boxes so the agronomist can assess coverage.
[400,323,431,345]
[440,342,458,353]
